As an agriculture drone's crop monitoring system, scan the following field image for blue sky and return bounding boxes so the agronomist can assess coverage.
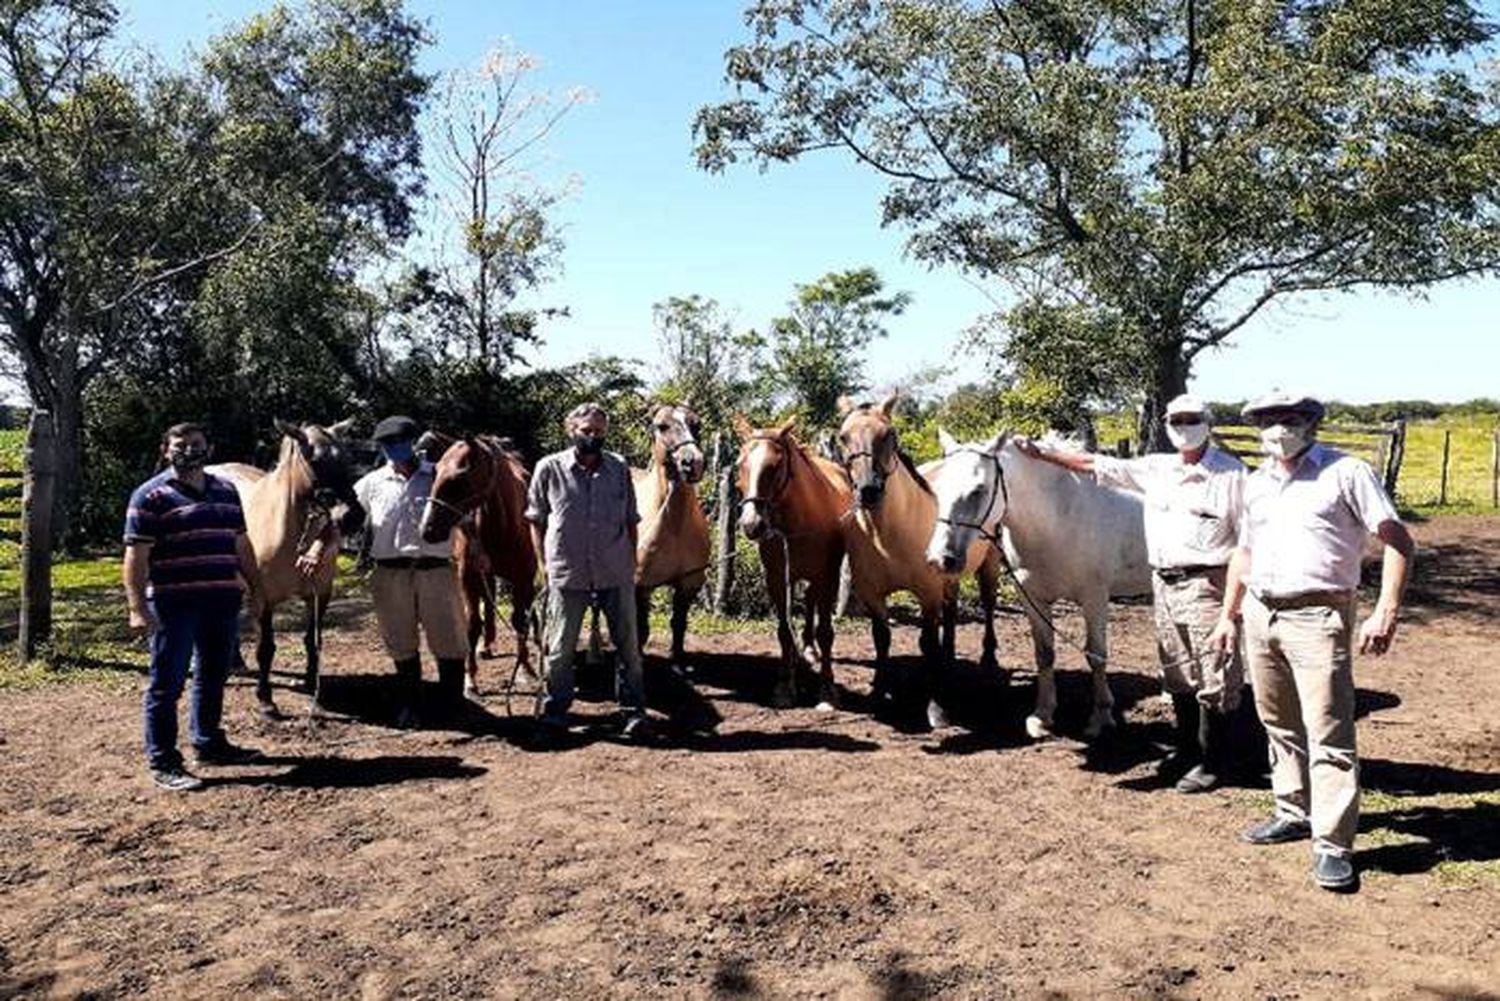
[113,0,1499,406]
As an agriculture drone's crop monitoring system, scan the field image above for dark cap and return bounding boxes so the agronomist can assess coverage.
[372,415,420,442]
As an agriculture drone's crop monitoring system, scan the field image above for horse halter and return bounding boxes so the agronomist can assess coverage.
[740,432,795,525]
[933,448,1010,545]
[842,427,900,479]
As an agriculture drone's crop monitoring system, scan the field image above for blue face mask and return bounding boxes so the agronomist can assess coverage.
[381,440,415,464]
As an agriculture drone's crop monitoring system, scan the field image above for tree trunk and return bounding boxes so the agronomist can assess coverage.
[1136,340,1189,454]
[45,380,84,552]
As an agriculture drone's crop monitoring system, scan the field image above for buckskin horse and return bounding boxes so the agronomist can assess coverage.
[924,430,1150,740]
[735,415,853,708]
[629,404,712,672]
[417,434,539,696]
[838,395,1000,729]
[209,419,365,718]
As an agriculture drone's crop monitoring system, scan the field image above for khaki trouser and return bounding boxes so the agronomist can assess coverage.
[1243,590,1359,857]
[539,586,645,719]
[370,564,468,661]
[1151,568,1242,712]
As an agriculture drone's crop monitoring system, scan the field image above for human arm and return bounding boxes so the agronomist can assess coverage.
[1011,436,1096,475]
[529,521,547,583]
[1357,520,1414,655]
[123,542,157,633]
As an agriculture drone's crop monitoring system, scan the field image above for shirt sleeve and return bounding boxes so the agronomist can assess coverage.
[1340,457,1399,533]
[1092,454,1148,494]
[524,459,551,524]
[123,485,157,544]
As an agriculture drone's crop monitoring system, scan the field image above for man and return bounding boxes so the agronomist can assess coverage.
[124,423,263,792]
[525,402,647,740]
[1208,391,1413,893]
[1014,394,1248,792]
[353,415,469,727]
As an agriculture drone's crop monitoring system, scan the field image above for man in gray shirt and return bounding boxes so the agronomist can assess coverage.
[525,403,646,739]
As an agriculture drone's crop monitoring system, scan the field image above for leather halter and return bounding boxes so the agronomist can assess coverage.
[933,447,1010,543]
[740,432,796,519]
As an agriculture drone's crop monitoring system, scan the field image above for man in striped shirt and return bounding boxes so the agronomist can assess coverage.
[123,422,263,791]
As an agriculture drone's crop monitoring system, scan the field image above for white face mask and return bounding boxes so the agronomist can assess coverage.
[1260,423,1313,460]
[1165,421,1209,452]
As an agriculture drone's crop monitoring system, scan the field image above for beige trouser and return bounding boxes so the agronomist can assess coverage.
[370,564,468,661]
[1243,590,1358,857]
[1152,569,1242,712]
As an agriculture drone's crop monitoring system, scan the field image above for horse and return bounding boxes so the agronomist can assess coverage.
[208,419,365,718]
[632,404,711,671]
[734,415,853,708]
[924,430,1151,740]
[417,434,539,695]
[838,395,1000,729]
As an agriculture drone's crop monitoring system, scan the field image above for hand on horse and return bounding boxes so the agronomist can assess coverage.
[296,550,322,579]
[1011,435,1041,459]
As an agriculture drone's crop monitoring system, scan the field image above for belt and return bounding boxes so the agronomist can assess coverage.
[1254,589,1352,611]
[1153,564,1223,584]
[374,556,452,570]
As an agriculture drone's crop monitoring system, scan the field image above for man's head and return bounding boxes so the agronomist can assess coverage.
[1242,391,1324,462]
[565,403,609,458]
[161,422,211,474]
[372,415,421,466]
[1163,394,1211,454]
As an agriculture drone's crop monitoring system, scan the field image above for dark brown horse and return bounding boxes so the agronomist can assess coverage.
[734,415,852,708]
[417,435,538,694]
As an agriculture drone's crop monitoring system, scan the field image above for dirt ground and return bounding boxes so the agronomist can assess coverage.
[2,517,1498,1000]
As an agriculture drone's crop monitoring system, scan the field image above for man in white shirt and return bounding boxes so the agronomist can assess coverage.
[1015,394,1248,792]
[1208,391,1413,893]
[354,415,469,728]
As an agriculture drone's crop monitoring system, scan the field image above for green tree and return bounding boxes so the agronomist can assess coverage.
[696,0,1500,450]
[761,267,911,429]
[651,294,763,433]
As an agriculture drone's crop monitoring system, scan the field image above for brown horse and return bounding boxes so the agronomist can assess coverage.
[209,419,365,718]
[417,435,538,695]
[630,404,711,670]
[838,395,999,729]
[735,415,853,708]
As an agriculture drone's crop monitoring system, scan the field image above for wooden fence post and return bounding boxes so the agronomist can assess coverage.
[1384,419,1406,498]
[1438,429,1452,506]
[712,438,737,615]
[1491,430,1498,508]
[19,411,57,663]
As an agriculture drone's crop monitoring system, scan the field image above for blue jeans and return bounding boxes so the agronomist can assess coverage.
[539,586,645,720]
[143,594,241,770]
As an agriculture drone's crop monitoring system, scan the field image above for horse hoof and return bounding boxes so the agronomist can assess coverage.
[927,701,952,731]
[464,682,483,701]
[814,700,836,713]
[1025,715,1054,741]
[258,702,286,722]
[1084,710,1117,741]
[771,686,795,710]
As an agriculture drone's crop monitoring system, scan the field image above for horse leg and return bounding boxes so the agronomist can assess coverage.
[256,607,281,720]
[481,576,498,658]
[764,546,798,708]
[869,601,894,706]
[636,585,653,658]
[978,558,1000,674]
[511,588,536,686]
[812,582,838,710]
[586,605,604,665]
[464,584,484,697]
[302,593,327,711]
[1081,599,1116,740]
[1025,602,1058,740]
[669,583,694,674]
[920,606,952,730]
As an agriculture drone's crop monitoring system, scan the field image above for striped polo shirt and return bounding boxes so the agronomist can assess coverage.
[123,470,247,599]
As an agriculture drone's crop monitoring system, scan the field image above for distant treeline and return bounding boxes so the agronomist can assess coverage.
[1210,399,1500,424]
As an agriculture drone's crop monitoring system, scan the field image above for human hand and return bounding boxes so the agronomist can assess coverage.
[296,550,321,578]
[128,605,158,636]
[1206,614,1239,656]
[1358,604,1399,655]
[1011,435,1041,459]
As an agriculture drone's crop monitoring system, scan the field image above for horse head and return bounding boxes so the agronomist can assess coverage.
[838,393,902,510]
[926,428,1010,575]
[649,404,705,484]
[274,418,366,535]
[420,437,494,544]
[735,414,797,540]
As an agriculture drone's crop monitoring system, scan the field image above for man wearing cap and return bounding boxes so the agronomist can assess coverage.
[1014,394,1248,792]
[525,402,647,741]
[353,415,469,727]
[1208,391,1413,892]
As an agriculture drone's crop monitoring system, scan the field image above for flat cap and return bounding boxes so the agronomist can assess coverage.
[1241,391,1325,420]
[1164,393,1208,418]
[372,415,420,442]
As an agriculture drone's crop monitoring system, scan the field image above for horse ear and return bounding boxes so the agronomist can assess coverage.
[837,396,856,417]
[775,417,798,439]
[986,430,1008,453]
[327,418,357,439]
[273,418,307,445]
[732,413,754,440]
[937,427,958,454]
[877,391,901,418]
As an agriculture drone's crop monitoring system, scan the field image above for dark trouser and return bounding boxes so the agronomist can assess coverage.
[143,594,241,770]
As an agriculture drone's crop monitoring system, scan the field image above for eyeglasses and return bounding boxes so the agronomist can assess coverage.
[1165,415,1205,427]
[1248,410,1313,429]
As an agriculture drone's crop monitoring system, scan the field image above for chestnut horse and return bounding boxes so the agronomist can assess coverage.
[838,396,1000,729]
[417,435,539,695]
[209,419,365,718]
[632,404,711,670]
[735,416,852,708]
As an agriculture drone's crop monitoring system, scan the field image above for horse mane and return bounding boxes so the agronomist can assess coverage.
[896,448,934,496]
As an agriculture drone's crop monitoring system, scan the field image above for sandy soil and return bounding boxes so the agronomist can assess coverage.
[2,517,1497,1000]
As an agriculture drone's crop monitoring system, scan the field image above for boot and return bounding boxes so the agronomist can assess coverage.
[1158,693,1201,779]
[436,658,467,723]
[1176,707,1230,794]
[392,656,422,729]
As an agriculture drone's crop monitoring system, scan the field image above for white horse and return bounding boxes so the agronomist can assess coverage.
[925,429,1151,740]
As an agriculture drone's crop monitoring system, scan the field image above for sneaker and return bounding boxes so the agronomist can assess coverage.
[1313,851,1358,892]
[194,741,265,767]
[1241,815,1312,845]
[150,765,204,792]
